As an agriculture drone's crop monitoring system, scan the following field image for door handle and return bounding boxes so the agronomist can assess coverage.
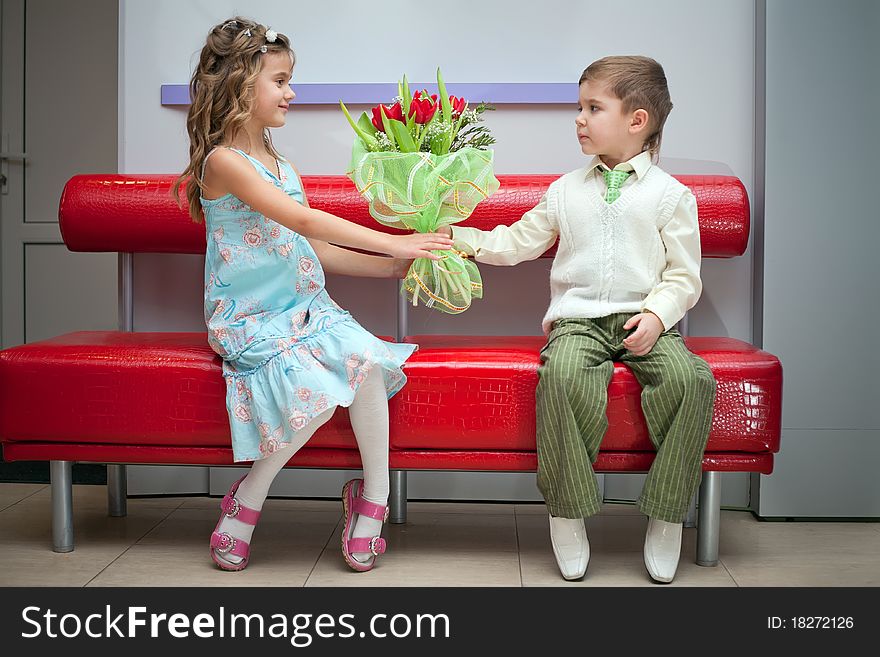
[0,151,27,193]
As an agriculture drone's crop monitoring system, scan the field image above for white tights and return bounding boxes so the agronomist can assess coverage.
[214,367,390,566]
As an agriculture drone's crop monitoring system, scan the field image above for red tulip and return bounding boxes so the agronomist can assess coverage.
[449,95,467,117]
[370,106,384,132]
[370,102,404,132]
[408,92,438,124]
[385,102,404,121]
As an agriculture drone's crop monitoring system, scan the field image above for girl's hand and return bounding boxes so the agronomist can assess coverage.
[388,232,454,260]
[437,225,453,238]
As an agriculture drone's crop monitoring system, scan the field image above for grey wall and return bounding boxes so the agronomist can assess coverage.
[123,0,756,345]
[755,0,880,517]
[119,0,756,502]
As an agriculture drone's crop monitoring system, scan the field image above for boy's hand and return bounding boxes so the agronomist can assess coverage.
[437,225,452,238]
[622,312,665,356]
[391,258,414,279]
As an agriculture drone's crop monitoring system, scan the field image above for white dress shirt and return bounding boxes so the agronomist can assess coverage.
[451,151,702,333]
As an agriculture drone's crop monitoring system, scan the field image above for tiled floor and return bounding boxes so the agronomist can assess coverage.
[2,483,878,587]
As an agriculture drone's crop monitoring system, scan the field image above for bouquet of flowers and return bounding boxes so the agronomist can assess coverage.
[340,69,499,314]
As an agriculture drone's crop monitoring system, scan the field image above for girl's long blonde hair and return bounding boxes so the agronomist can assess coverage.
[172,17,294,222]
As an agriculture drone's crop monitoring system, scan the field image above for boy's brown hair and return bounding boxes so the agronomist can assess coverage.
[580,56,673,158]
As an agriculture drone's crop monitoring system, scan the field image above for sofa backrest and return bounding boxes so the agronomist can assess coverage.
[59,174,749,258]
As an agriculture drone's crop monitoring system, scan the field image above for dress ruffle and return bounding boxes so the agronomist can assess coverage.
[222,314,416,462]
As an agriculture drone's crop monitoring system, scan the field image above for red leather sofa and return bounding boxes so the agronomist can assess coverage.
[0,173,782,568]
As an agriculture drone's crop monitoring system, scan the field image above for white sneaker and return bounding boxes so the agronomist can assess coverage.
[548,514,589,580]
[643,517,682,583]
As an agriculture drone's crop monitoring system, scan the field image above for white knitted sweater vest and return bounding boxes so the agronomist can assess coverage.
[541,165,689,334]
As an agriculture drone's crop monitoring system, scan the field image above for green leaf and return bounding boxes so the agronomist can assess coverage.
[449,111,466,150]
[340,101,378,150]
[429,128,446,155]
[388,119,417,152]
[437,67,452,123]
[401,75,411,117]
[379,108,398,148]
[356,111,377,138]
[416,106,441,151]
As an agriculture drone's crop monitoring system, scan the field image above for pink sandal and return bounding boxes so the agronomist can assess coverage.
[210,474,261,571]
[341,478,389,572]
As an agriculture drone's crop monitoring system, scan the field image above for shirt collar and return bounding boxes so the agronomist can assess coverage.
[585,151,653,181]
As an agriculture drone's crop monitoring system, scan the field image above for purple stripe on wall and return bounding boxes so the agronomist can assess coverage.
[161,82,577,106]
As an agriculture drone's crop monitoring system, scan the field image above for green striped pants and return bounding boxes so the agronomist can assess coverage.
[536,314,716,523]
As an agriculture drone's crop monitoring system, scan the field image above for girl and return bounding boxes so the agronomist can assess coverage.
[173,17,453,572]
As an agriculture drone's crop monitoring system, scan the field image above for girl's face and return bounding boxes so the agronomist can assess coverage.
[252,51,295,128]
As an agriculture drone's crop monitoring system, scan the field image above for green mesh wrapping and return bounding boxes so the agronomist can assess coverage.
[347,140,499,314]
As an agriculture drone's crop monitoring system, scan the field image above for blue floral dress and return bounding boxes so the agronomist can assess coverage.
[201,148,416,462]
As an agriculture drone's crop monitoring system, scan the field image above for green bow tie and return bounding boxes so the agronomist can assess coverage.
[602,168,632,203]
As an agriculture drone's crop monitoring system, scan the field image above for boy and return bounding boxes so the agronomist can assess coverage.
[442,56,716,582]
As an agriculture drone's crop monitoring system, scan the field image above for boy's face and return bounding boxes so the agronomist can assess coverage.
[575,80,644,159]
[253,51,296,129]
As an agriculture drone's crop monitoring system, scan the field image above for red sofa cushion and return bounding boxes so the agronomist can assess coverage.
[0,331,361,450]
[394,335,782,453]
[0,332,781,461]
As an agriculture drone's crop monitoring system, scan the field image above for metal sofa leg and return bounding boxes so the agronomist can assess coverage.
[684,490,697,528]
[389,470,407,524]
[50,460,74,553]
[107,464,127,517]
[696,471,721,566]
